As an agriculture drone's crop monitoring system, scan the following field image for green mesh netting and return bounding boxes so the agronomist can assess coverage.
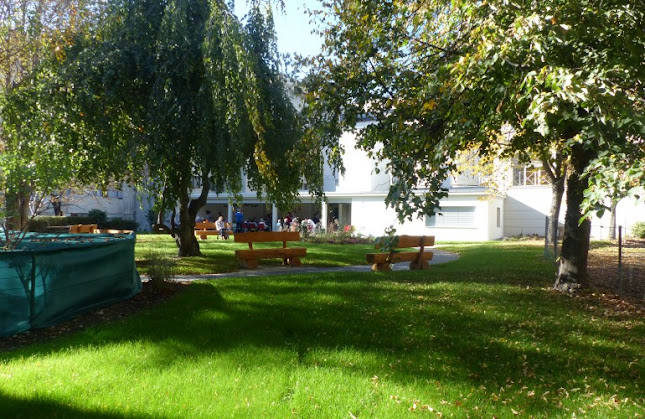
[0,232,142,337]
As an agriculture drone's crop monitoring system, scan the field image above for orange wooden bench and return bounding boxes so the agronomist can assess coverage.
[194,221,219,240]
[234,231,306,269]
[366,235,435,272]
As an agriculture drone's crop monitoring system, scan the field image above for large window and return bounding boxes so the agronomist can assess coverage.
[426,206,476,227]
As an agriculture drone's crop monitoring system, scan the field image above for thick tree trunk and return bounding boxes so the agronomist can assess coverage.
[554,144,595,292]
[174,172,210,257]
[175,198,202,257]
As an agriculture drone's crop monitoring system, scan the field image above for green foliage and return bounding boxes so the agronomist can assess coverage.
[631,222,645,239]
[144,251,176,289]
[373,225,399,253]
[28,215,138,232]
[28,216,95,232]
[103,218,138,231]
[307,0,645,222]
[63,0,328,256]
[87,209,108,225]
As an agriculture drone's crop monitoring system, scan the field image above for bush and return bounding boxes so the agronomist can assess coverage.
[145,251,176,290]
[29,216,95,232]
[632,221,645,239]
[28,215,138,232]
[87,209,108,225]
[103,218,139,231]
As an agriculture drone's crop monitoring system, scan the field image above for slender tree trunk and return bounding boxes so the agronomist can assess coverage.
[554,144,595,292]
[608,202,617,240]
[548,174,565,244]
[541,155,566,245]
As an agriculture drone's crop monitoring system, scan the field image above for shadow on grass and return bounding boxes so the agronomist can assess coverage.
[0,392,146,418]
[2,244,643,416]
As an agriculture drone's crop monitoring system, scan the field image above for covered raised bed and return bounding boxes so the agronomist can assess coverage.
[0,232,142,337]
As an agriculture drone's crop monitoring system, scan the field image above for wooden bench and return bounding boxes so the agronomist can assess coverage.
[366,235,435,272]
[69,224,98,233]
[194,221,219,240]
[234,231,306,269]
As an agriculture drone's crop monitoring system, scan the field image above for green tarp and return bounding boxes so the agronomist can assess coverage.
[0,233,142,337]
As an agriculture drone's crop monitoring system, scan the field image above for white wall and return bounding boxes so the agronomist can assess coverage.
[348,192,500,242]
[336,127,390,194]
[504,186,554,237]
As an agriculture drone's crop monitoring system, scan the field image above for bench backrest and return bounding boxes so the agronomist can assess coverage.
[234,231,301,244]
[195,221,217,230]
[376,235,435,249]
[69,224,98,234]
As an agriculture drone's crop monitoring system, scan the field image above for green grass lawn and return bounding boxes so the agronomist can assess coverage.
[1,242,643,417]
[136,233,375,275]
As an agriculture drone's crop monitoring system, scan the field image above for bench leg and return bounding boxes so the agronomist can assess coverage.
[239,259,259,269]
[371,262,392,272]
[409,260,430,270]
[199,234,207,240]
[289,257,302,267]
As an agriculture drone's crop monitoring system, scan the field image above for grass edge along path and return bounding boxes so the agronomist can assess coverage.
[0,242,643,417]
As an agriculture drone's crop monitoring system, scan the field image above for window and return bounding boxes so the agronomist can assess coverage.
[513,165,549,186]
[426,206,476,227]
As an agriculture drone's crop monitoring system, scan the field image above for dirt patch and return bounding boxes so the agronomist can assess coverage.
[587,239,645,305]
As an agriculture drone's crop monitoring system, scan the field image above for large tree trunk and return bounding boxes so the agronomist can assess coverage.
[175,195,202,257]
[174,172,210,257]
[554,144,595,292]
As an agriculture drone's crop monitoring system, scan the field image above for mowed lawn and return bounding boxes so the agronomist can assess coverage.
[135,233,374,275]
[0,241,643,417]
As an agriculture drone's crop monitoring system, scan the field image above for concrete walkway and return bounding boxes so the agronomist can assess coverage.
[166,250,459,283]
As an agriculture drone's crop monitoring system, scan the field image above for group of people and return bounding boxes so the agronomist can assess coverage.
[198,208,326,237]
[275,212,322,234]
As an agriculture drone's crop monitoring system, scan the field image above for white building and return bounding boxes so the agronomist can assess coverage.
[189,123,644,241]
[51,125,643,240]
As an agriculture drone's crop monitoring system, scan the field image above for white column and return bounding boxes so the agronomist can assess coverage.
[272,203,278,230]
[227,203,233,223]
[321,201,328,232]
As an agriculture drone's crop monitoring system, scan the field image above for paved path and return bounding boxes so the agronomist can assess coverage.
[166,250,459,283]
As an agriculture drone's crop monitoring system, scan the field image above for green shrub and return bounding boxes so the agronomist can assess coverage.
[632,221,645,239]
[87,209,108,225]
[104,218,139,231]
[145,251,176,289]
[28,216,95,232]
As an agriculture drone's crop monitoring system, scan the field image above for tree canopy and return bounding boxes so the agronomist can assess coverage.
[306,0,645,289]
[65,0,322,256]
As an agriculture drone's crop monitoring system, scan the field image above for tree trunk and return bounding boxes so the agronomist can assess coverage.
[5,189,30,231]
[174,172,210,257]
[608,202,617,240]
[540,155,566,246]
[175,197,202,257]
[548,175,565,245]
[554,144,595,292]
